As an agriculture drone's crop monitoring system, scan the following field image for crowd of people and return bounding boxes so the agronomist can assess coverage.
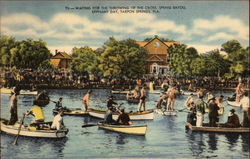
[1,67,249,91]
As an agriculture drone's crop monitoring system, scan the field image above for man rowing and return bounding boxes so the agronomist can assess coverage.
[8,87,20,125]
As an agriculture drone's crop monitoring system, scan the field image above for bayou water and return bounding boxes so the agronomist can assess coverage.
[1,89,249,159]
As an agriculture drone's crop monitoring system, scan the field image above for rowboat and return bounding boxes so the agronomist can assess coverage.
[227,100,241,107]
[0,88,38,95]
[149,90,162,94]
[88,108,154,120]
[97,122,147,135]
[186,123,250,133]
[53,108,88,116]
[181,90,197,96]
[154,109,177,116]
[0,119,69,138]
[111,90,130,94]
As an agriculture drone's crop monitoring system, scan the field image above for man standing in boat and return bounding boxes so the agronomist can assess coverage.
[208,97,220,127]
[165,86,177,111]
[195,95,206,127]
[82,90,92,111]
[138,86,146,112]
[8,87,20,125]
[236,82,244,102]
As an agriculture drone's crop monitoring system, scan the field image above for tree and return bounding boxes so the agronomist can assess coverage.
[71,46,101,76]
[99,37,147,78]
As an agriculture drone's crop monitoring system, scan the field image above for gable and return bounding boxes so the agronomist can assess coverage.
[146,55,164,62]
[52,52,72,59]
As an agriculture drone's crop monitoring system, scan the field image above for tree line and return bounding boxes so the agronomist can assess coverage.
[0,35,249,78]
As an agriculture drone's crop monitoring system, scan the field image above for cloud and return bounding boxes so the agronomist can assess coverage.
[187,44,221,54]
[205,32,235,42]
[192,15,249,41]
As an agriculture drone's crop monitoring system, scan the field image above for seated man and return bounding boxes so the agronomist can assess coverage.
[107,96,118,109]
[55,97,63,110]
[225,109,241,128]
[51,109,64,130]
[26,100,45,123]
[117,109,131,125]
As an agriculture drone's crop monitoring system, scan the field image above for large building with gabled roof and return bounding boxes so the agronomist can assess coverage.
[136,35,179,75]
[50,50,72,69]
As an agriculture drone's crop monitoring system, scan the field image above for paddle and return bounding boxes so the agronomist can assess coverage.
[82,124,97,128]
[13,113,26,145]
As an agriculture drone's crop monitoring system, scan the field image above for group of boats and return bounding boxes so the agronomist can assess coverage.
[1,87,249,143]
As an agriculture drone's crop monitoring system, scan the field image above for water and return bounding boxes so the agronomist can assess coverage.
[1,89,249,159]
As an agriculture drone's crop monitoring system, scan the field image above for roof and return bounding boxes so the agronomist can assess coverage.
[50,59,61,67]
[146,55,164,62]
[136,36,179,48]
[51,52,72,59]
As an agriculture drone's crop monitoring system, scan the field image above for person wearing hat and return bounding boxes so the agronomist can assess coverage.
[107,95,118,109]
[8,87,20,125]
[117,109,131,125]
[51,108,65,130]
[208,97,220,127]
[225,109,241,128]
[82,90,92,111]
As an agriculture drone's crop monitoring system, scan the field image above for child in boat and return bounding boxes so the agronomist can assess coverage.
[225,109,241,128]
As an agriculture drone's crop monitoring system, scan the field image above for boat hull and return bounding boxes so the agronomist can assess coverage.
[0,120,68,138]
[186,123,250,133]
[111,90,130,94]
[154,109,177,116]
[1,88,38,95]
[88,108,154,120]
[53,108,88,116]
[227,101,241,107]
[97,122,147,135]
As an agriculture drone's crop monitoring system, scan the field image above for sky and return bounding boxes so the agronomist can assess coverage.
[1,0,249,54]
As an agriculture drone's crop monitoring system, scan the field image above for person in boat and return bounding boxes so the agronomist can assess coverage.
[117,109,132,125]
[165,86,177,111]
[156,95,168,109]
[55,97,63,110]
[197,88,204,99]
[216,95,225,114]
[208,97,220,127]
[126,90,134,100]
[239,92,250,127]
[107,95,118,109]
[104,106,117,124]
[37,90,49,100]
[82,89,92,111]
[133,85,140,99]
[8,87,20,125]
[225,109,241,128]
[235,82,244,102]
[138,86,146,112]
[51,109,65,130]
[195,95,206,127]
[185,93,195,110]
[206,92,214,104]
[187,107,196,126]
[25,100,45,124]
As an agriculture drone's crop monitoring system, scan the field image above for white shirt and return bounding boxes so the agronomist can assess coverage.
[51,114,63,130]
[240,96,250,111]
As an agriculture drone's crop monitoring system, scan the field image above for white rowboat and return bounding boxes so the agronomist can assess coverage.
[97,122,147,135]
[1,88,38,95]
[88,108,154,120]
[227,100,241,107]
[154,109,177,116]
[0,120,68,138]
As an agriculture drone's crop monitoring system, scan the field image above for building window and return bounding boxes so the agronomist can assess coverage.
[154,42,160,48]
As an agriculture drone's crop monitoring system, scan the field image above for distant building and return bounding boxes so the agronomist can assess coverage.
[136,35,179,75]
[50,50,72,69]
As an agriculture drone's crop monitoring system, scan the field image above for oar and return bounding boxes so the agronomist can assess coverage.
[82,124,97,128]
[13,113,26,145]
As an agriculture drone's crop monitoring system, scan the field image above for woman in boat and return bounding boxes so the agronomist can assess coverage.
[117,109,131,125]
[208,97,220,127]
[82,89,92,111]
[8,87,20,125]
[185,93,195,110]
[225,109,241,128]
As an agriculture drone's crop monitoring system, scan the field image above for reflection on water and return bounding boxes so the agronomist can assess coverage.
[186,132,206,157]
[241,134,250,153]
[207,133,218,150]
[225,133,240,150]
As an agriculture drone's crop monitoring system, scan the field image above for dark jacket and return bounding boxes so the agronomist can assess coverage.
[117,113,130,125]
[226,114,241,128]
[208,103,219,118]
